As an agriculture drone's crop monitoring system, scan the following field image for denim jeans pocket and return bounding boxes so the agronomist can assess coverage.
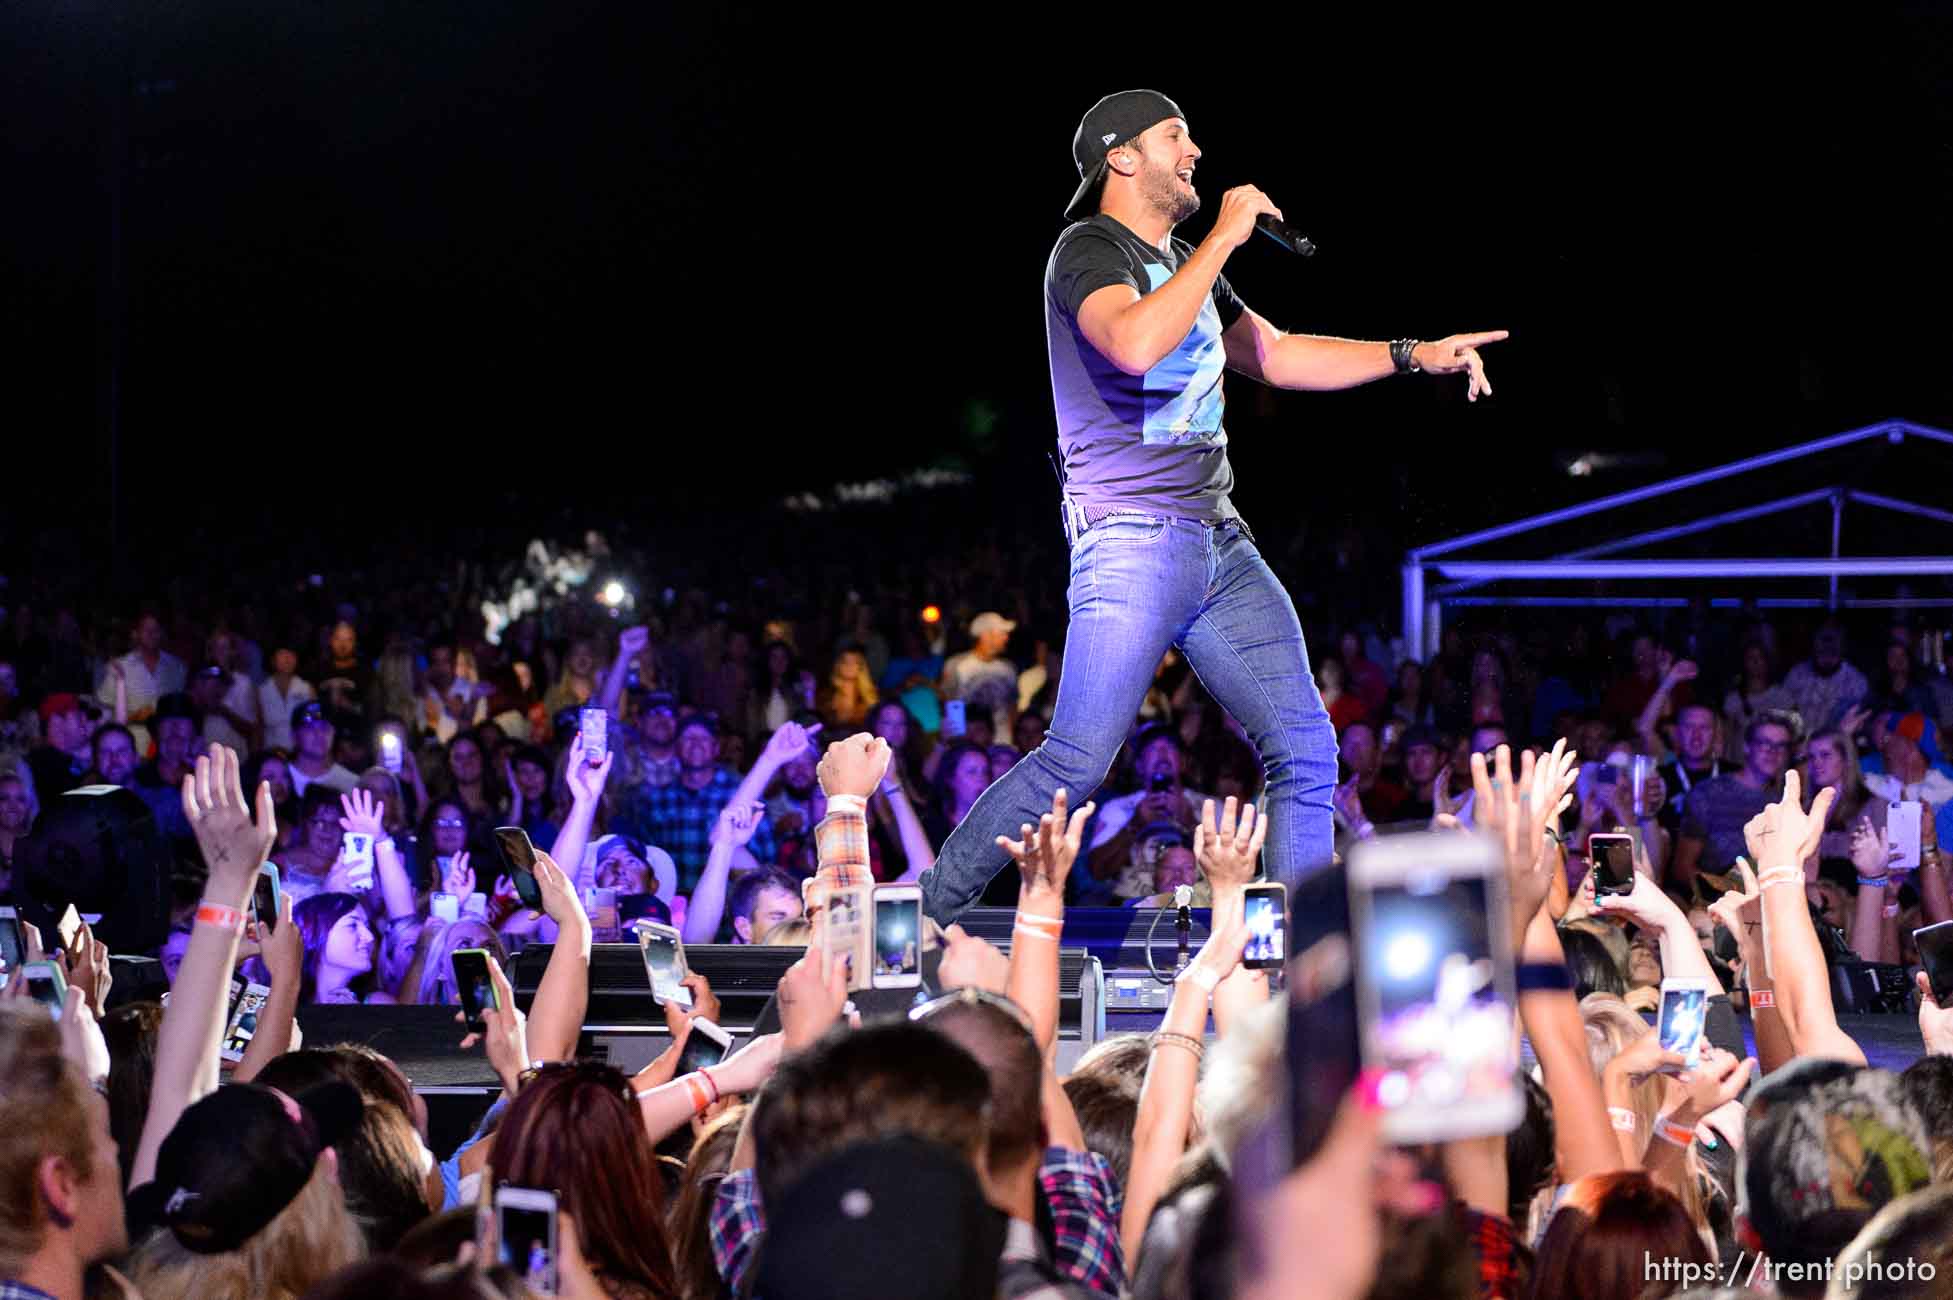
[1080,515,1170,549]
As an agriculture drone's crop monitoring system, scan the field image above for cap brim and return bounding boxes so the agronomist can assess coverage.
[1064,161,1107,222]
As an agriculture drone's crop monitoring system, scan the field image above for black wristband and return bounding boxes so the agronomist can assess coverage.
[1389,338,1421,374]
[1516,961,1575,993]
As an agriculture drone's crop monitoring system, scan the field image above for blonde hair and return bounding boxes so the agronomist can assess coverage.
[760,917,812,947]
[0,1006,96,1274]
[129,1159,364,1300]
[1580,994,1715,1243]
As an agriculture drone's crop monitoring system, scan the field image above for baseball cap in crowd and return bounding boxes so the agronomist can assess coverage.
[291,699,331,732]
[639,690,678,714]
[129,1080,363,1254]
[1888,712,1941,766]
[754,1136,1005,1300]
[970,611,1017,639]
[38,692,82,725]
[1064,89,1185,221]
[1740,1063,1934,1274]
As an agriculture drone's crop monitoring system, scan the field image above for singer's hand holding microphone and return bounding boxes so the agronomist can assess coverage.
[1207,184,1285,252]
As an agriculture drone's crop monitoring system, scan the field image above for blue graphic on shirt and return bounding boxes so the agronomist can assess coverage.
[1138,262,1227,445]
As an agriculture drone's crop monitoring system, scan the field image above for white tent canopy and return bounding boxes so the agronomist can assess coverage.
[1400,419,1953,659]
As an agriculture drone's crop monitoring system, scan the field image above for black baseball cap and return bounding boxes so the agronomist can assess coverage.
[1065,89,1185,221]
[291,699,331,731]
[131,1080,362,1254]
[755,1136,1004,1300]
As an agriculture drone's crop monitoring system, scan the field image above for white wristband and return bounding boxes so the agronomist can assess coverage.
[1180,964,1221,993]
[825,794,867,815]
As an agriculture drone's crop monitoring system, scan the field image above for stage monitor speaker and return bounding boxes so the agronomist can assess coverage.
[13,785,173,955]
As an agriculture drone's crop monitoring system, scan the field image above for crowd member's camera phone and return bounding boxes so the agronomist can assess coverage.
[379,729,404,774]
[23,961,66,1019]
[1242,881,1288,970]
[942,699,966,739]
[637,921,691,1008]
[0,907,26,974]
[674,1016,733,1075]
[1888,801,1924,874]
[1915,919,1953,1006]
[452,948,497,1034]
[52,905,83,956]
[1656,977,1711,1072]
[823,884,872,991]
[494,1185,560,1296]
[253,864,283,929]
[493,826,545,911]
[1588,832,1637,897]
[431,892,461,924]
[341,832,375,891]
[220,983,272,1063]
[871,884,923,989]
[580,707,607,766]
[1347,833,1520,1143]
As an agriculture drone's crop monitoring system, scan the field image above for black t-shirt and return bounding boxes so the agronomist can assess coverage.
[1045,215,1247,521]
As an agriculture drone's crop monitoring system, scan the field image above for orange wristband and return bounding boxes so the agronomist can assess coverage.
[195,902,246,935]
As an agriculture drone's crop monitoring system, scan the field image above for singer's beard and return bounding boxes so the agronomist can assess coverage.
[1138,157,1200,226]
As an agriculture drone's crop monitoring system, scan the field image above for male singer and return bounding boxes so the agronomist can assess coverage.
[918,89,1507,921]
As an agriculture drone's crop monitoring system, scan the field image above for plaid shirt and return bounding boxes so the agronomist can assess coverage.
[802,794,876,913]
[616,767,776,891]
[1462,1206,1521,1300]
[710,1148,1124,1297]
[998,1216,1100,1300]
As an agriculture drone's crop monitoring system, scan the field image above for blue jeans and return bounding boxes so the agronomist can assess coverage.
[919,513,1340,922]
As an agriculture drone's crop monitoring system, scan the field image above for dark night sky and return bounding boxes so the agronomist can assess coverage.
[6,4,1953,569]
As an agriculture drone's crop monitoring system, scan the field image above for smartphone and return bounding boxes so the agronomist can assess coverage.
[579,706,608,767]
[942,699,967,739]
[0,907,25,973]
[637,922,692,1008]
[452,948,497,1034]
[1588,832,1637,897]
[495,1186,560,1296]
[253,864,283,929]
[1242,882,1288,970]
[871,885,923,989]
[1656,977,1712,1072]
[22,962,66,1020]
[379,729,404,774]
[463,892,488,920]
[48,905,82,957]
[1346,832,1520,1143]
[220,983,272,1063]
[341,832,375,891]
[431,892,461,925]
[1888,801,1924,875]
[492,826,545,911]
[823,884,872,992]
[674,1016,733,1075]
[1916,919,1953,1005]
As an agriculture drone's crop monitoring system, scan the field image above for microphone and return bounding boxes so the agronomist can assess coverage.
[1174,884,1194,974]
[1254,214,1317,257]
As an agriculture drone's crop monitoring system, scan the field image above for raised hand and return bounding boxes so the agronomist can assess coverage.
[762,719,823,770]
[1472,740,1577,936]
[459,954,528,1095]
[1602,1030,1687,1084]
[937,923,1011,996]
[678,973,721,1026]
[1851,817,1896,877]
[531,850,583,926]
[338,787,386,839]
[180,746,279,899]
[259,890,303,992]
[1675,1048,1755,1121]
[777,947,849,1054]
[1208,183,1284,250]
[566,735,613,806]
[443,850,476,899]
[1412,331,1509,403]
[1706,858,1762,943]
[1194,796,1268,893]
[1591,865,1684,932]
[618,625,650,659]
[996,788,1094,899]
[815,733,890,800]
[63,918,113,1020]
[1743,770,1834,869]
[1915,971,1953,1057]
[712,800,766,848]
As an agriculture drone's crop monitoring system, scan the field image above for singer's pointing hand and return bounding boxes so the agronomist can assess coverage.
[1209,184,1283,251]
[1413,330,1509,402]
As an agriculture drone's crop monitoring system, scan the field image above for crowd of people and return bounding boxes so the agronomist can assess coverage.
[5,534,1953,1297]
